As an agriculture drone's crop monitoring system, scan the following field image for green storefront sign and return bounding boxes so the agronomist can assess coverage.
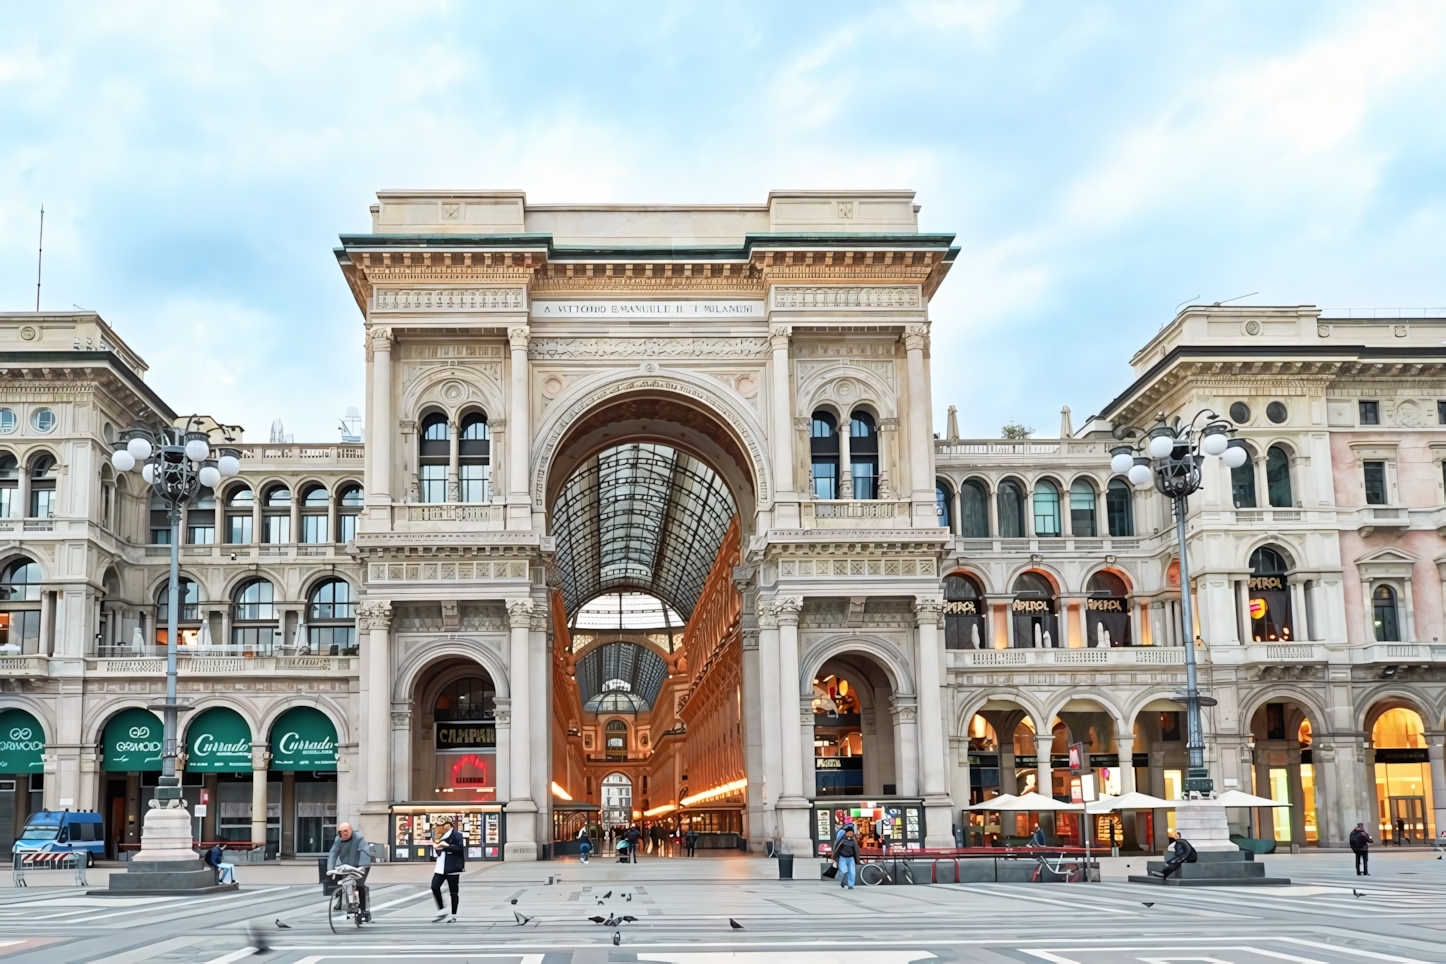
[269,707,337,771]
[104,707,164,771]
[186,707,253,772]
[0,709,45,774]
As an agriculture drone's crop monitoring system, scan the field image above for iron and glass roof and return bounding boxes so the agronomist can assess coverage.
[575,642,670,714]
[551,442,736,619]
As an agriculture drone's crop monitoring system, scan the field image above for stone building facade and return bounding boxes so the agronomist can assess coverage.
[0,190,1440,861]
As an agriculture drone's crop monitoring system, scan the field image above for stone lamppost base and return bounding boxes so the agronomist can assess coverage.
[1128,803,1291,887]
[94,801,238,896]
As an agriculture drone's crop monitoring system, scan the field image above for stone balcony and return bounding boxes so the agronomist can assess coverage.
[799,499,915,530]
[947,646,1190,670]
[0,655,356,677]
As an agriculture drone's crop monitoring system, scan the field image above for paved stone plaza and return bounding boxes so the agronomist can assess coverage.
[0,851,1440,963]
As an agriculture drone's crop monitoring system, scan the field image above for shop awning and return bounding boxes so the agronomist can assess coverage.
[269,707,337,771]
[185,707,253,772]
[0,709,45,774]
[103,707,163,771]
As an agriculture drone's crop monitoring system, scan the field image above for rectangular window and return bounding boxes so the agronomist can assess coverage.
[227,515,253,545]
[420,464,447,504]
[336,514,357,544]
[811,461,837,500]
[186,525,215,545]
[0,487,12,519]
[1438,400,1446,425]
[1363,461,1388,505]
[1105,484,1133,537]
[263,514,290,544]
[460,463,490,503]
[1359,400,1380,425]
[850,460,877,500]
[307,625,356,655]
[301,514,328,544]
[30,490,54,518]
[2,610,40,654]
[151,527,172,545]
[231,625,276,655]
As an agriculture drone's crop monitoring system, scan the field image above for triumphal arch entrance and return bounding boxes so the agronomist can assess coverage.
[337,190,959,859]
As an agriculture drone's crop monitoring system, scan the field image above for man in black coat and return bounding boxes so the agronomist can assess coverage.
[430,817,466,922]
[1154,832,1197,880]
[625,825,642,863]
[1349,822,1372,875]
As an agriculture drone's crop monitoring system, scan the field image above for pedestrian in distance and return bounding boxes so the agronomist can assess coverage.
[204,841,236,885]
[832,825,860,889]
[685,827,699,857]
[625,824,641,862]
[1349,822,1372,875]
[578,826,592,864]
[1151,831,1197,880]
[430,816,466,922]
[1027,823,1046,848]
[327,822,372,923]
[1395,817,1407,845]
[650,822,663,856]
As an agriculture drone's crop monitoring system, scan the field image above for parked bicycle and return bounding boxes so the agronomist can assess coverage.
[328,864,369,932]
[1030,852,1084,883]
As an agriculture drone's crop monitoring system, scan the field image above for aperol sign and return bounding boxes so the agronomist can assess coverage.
[1249,598,1267,620]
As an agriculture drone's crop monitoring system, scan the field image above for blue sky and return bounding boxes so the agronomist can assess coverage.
[2,1,1443,441]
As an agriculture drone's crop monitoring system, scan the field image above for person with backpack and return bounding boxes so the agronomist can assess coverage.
[832,825,860,889]
[1349,822,1372,875]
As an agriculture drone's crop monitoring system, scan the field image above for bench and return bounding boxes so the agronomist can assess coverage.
[13,852,87,887]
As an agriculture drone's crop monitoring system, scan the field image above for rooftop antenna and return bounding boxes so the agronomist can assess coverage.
[1212,291,1258,307]
[35,205,44,311]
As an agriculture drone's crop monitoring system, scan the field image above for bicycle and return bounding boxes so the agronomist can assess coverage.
[327,864,369,932]
[1030,852,1083,883]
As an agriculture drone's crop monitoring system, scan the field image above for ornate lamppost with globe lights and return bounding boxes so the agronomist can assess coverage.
[1110,411,1247,798]
[111,419,242,809]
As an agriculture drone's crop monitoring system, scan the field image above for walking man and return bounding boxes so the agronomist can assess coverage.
[625,824,641,863]
[1350,822,1372,875]
[327,823,372,923]
[833,825,860,889]
[685,827,699,857]
[430,817,466,922]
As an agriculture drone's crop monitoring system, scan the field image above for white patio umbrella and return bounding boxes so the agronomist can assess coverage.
[1085,791,1175,813]
[1198,789,1290,808]
[962,793,1018,811]
[1005,791,1084,812]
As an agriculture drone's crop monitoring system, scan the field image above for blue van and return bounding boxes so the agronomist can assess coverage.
[12,811,106,865]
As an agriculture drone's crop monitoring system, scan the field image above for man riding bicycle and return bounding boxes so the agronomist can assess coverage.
[327,822,372,922]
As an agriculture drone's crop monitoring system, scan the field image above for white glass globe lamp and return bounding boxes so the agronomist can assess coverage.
[1128,463,1153,487]
[185,439,210,461]
[1222,443,1249,469]
[1200,432,1229,457]
[1110,452,1134,474]
[141,463,156,484]
[111,450,135,473]
[127,437,152,461]
[217,455,241,478]
[1148,434,1176,459]
[198,465,221,489]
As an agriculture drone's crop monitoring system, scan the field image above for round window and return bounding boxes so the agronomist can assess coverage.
[30,409,56,433]
[1266,401,1288,424]
[0,410,15,435]
[1228,402,1251,424]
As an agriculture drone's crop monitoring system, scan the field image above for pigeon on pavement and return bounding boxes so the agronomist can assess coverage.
[513,910,534,925]
[275,919,291,929]
[1141,902,1154,908]
[612,931,621,945]
[730,918,744,930]
[602,890,613,898]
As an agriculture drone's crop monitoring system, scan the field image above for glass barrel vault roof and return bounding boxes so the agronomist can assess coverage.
[576,641,669,714]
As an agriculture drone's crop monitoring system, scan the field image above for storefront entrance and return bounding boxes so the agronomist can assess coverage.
[811,800,924,857]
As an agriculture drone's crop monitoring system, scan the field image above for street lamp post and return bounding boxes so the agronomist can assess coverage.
[108,418,241,888]
[1111,411,1245,798]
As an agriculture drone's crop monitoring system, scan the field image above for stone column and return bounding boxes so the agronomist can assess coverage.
[1035,732,1054,805]
[913,598,954,846]
[1427,733,1446,844]
[838,415,853,499]
[359,601,392,805]
[756,608,782,842]
[326,493,337,547]
[493,698,511,805]
[903,325,934,515]
[1361,579,1374,643]
[367,328,393,507]
[506,327,531,530]
[447,419,460,502]
[504,599,537,859]
[37,591,52,657]
[894,699,920,796]
[769,326,795,498]
[251,499,262,546]
[773,596,809,854]
[250,745,270,852]
[1402,577,1416,642]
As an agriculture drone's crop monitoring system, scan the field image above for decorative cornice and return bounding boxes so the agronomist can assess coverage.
[772,285,922,311]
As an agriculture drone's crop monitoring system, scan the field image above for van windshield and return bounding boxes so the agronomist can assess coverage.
[19,825,59,840]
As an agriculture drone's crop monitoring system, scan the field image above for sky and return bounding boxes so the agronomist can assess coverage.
[2,1,1444,442]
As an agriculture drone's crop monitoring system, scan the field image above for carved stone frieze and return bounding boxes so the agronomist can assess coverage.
[373,287,525,312]
[772,285,922,310]
[367,560,534,582]
[527,338,770,360]
[777,557,937,578]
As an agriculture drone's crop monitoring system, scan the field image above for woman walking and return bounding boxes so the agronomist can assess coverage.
[430,817,466,922]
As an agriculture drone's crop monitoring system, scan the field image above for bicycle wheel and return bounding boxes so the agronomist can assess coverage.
[859,863,888,886]
[328,887,343,934]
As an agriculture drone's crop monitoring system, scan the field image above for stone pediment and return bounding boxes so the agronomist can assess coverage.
[1354,546,1417,578]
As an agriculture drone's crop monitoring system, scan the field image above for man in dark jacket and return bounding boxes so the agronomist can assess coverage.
[1154,832,1197,880]
[832,825,860,889]
[327,823,372,921]
[430,817,466,922]
[685,827,699,857]
[1349,822,1372,875]
[625,825,642,862]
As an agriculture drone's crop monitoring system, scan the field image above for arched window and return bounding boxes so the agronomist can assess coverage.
[28,454,56,519]
[601,771,632,826]
[935,481,953,530]
[997,479,1026,538]
[1372,585,1401,642]
[809,411,839,500]
[944,573,986,649]
[1069,479,1097,537]
[0,454,17,519]
[1106,479,1134,537]
[1011,571,1058,648]
[419,412,449,504]
[849,411,878,500]
[155,578,202,647]
[1232,443,1258,508]
[434,676,495,721]
[262,485,291,544]
[186,487,216,545]
[300,484,329,544]
[336,484,362,543]
[307,578,356,655]
[1266,446,1292,508]
[1032,479,1061,537]
[224,485,254,545]
[959,479,989,538]
[459,413,491,503]
[0,558,42,654]
[1086,570,1131,647]
[231,579,277,654]
[1248,547,1293,642]
[604,719,629,761]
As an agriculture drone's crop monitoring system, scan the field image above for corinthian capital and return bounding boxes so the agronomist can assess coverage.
[357,600,393,631]
[506,598,535,629]
[903,324,929,353]
[773,595,804,626]
[769,325,792,350]
[914,596,944,626]
[508,326,531,351]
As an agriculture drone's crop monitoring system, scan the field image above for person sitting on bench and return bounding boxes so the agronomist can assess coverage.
[1153,832,1197,879]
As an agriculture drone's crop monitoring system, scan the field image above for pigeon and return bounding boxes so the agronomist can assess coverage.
[1353,889,1364,898]
[730,918,744,930]
[602,890,613,898]
[246,924,272,954]
[513,910,534,925]
[1141,902,1154,908]
[510,898,518,905]
[275,919,291,929]
[612,931,621,945]
[589,916,607,924]
[626,893,633,901]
